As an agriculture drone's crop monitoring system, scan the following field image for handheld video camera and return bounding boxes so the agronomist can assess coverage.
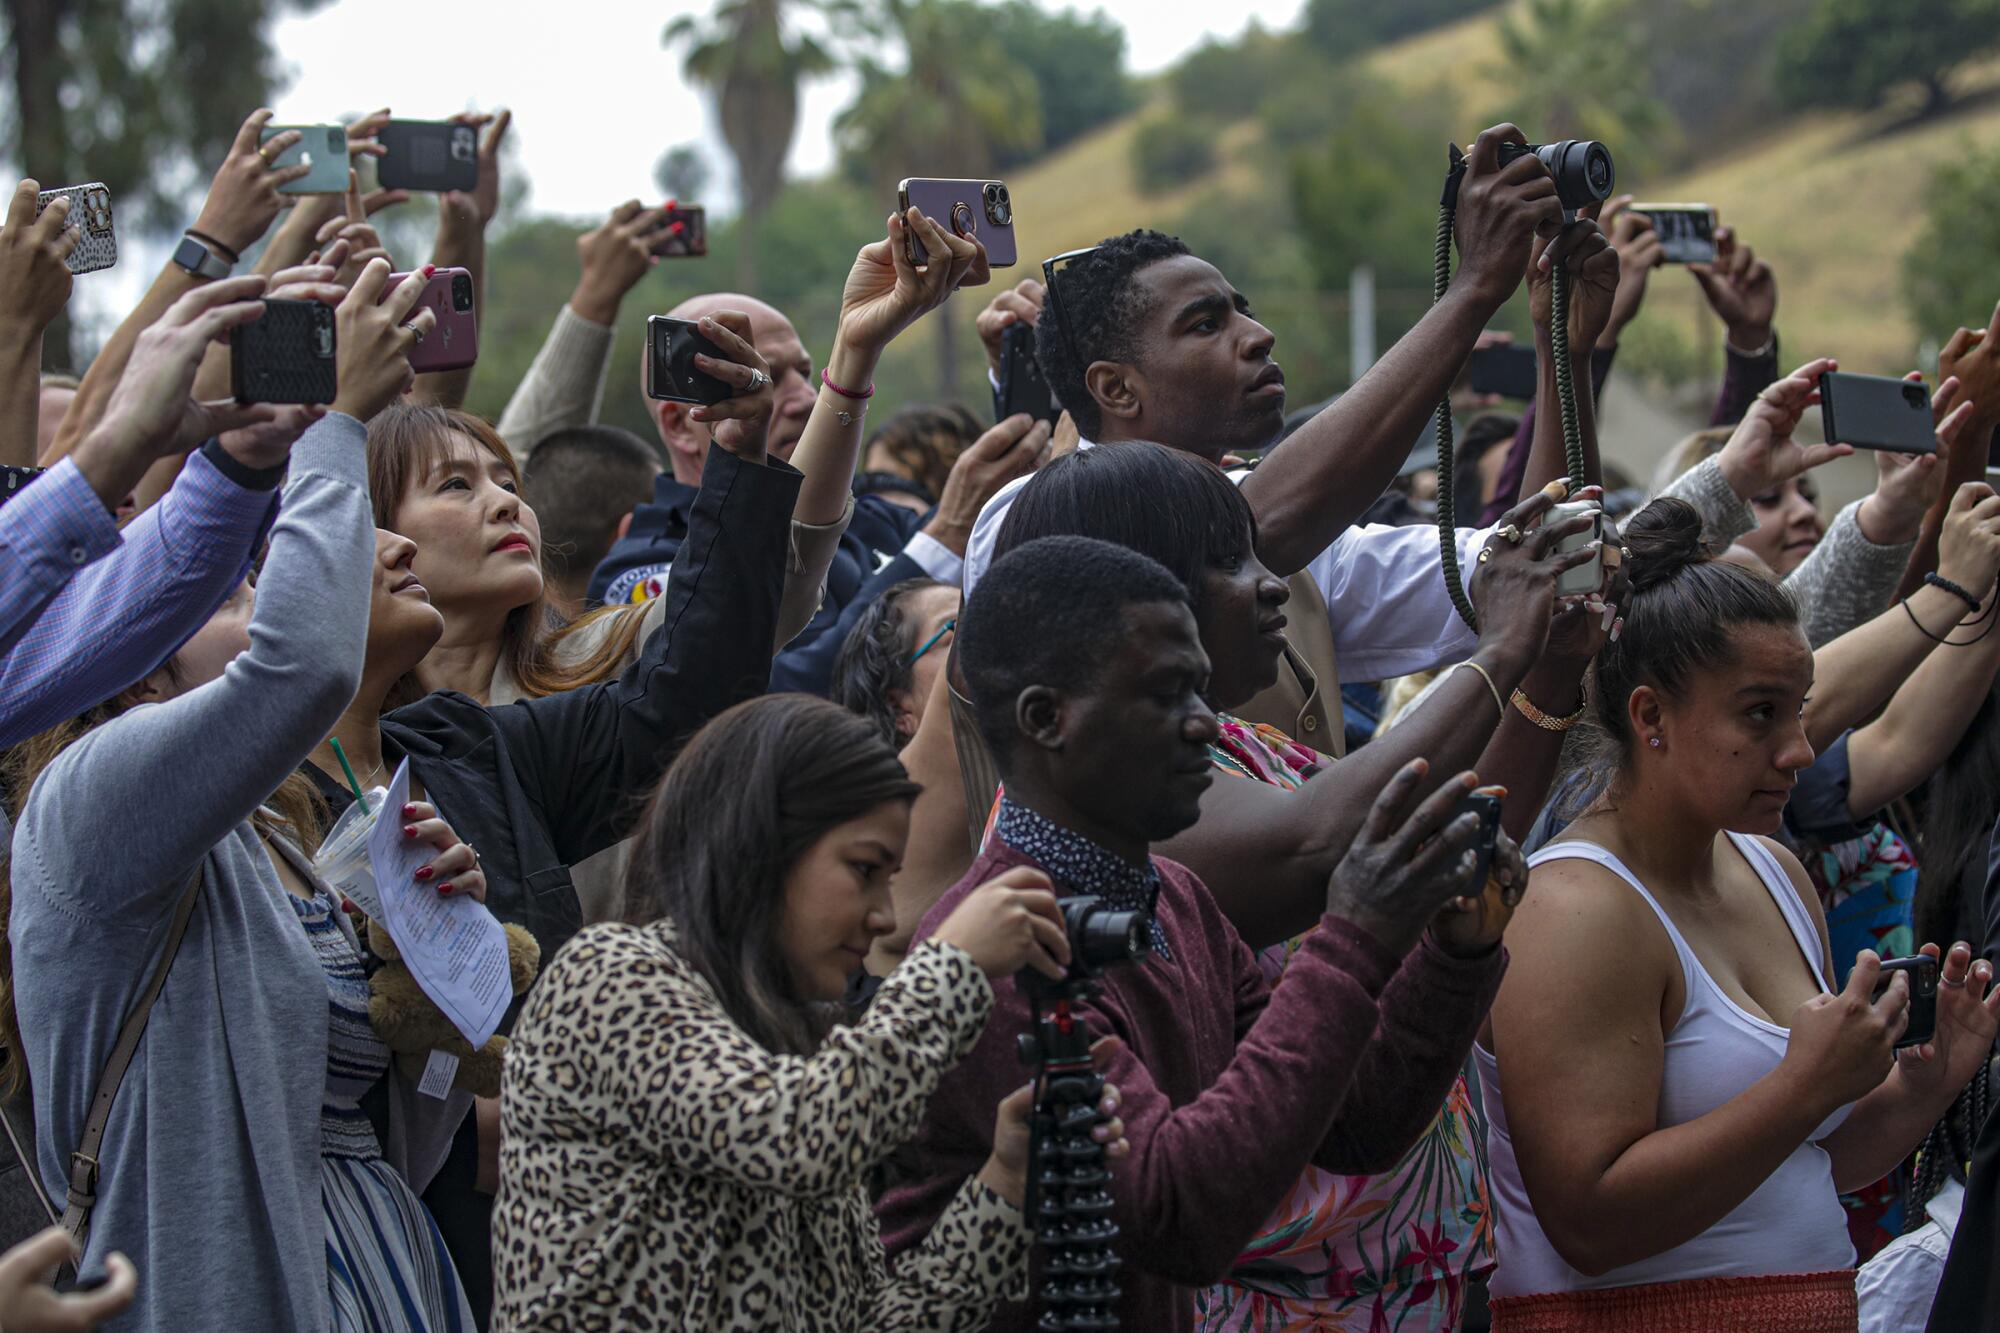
[1016,895,1151,1330]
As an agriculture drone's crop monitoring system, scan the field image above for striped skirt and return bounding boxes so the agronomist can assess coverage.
[325,1152,474,1332]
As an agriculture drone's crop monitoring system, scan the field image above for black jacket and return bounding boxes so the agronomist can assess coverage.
[318,444,797,962]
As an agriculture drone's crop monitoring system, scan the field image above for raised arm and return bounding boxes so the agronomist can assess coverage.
[1515,218,1615,499]
[0,181,77,466]
[1897,304,2000,602]
[1240,124,1561,575]
[44,109,309,464]
[413,110,509,410]
[1689,223,1781,425]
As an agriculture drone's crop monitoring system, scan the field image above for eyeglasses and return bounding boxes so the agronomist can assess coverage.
[908,618,956,665]
[1041,245,1103,375]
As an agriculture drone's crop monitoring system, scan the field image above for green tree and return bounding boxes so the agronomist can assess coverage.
[653,144,712,204]
[1169,24,1317,123]
[987,0,1134,165]
[1131,116,1219,194]
[1902,141,2000,348]
[1776,0,2000,116]
[665,0,853,291]
[1303,0,1499,55]
[1,0,331,369]
[1488,0,1668,173]
[834,0,1040,397]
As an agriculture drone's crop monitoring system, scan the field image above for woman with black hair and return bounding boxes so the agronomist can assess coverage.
[1479,498,2000,1329]
[491,694,1127,1330]
[833,577,959,750]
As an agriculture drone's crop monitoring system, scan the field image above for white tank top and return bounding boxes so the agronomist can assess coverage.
[1475,833,1858,1298]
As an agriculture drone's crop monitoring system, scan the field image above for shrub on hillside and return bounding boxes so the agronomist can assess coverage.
[1903,141,2000,344]
[1132,117,1221,194]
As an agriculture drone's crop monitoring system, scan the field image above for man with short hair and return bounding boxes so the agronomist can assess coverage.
[877,534,1510,1333]
[520,424,661,618]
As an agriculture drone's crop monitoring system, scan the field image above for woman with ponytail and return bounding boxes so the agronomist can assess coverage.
[1476,497,2000,1330]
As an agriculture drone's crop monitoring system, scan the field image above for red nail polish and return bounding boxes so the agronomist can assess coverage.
[666,198,678,210]
[401,804,417,818]
[402,824,417,839]
[437,882,453,896]
[414,866,433,882]
[422,264,436,277]
[669,221,685,235]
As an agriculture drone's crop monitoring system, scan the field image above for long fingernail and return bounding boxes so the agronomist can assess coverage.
[421,264,435,277]
[1601,603,1615,631]
[414,866,433,882]
[1610,617,1624,642]
[402,824,417,839]
[437,882,453,896]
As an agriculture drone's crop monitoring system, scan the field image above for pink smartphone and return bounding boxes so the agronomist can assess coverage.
[382,267,478,373]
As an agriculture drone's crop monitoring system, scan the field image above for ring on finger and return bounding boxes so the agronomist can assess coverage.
[1496,523,1524,545]
[1942,976,1967,988]
[1477,546,1494,565]
[403,322,425,345]
[745,368,771,393]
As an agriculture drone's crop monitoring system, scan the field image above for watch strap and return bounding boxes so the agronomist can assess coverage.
[172,234,232,280]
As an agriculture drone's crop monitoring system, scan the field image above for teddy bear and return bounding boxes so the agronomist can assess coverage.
[365,917,541,1099]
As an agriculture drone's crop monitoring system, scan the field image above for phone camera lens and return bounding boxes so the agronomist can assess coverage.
[452,274,474,312]
[984,182,1012,227]
[1905,384,1927,407]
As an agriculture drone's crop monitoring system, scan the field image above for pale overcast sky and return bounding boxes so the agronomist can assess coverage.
[267,0,1309,217]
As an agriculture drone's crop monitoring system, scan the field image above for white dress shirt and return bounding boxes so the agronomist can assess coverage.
[1856,1178,1960,1333]
[962,443,1493,684]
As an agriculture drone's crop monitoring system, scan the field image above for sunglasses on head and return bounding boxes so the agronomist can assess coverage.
[1041,245,1102,373]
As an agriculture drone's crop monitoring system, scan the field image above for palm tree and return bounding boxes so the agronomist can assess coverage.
[665,0,852,289]
[834,0,1041,396]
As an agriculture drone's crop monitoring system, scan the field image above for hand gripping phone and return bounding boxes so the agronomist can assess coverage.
[1547,499,1606,597]
[661,203,707,258]
[996,323,1060,426]
[1872,954,1940,1049]
[897,177,1016,269]
[35,183,116,274]
[1458,792,1504,892]
[644,316,733,405]
[231,299,338,406]
[1818,372,1936,455]
[262,124,350,195]
[382,268,478,373]
[1466,343,1538,401]
[376,120,478,194]
[1631,203,1717,264]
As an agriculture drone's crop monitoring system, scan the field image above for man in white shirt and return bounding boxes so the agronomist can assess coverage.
[1856,1177,1960,1333]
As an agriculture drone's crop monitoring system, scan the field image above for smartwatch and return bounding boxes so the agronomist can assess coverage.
[172,234,232,280]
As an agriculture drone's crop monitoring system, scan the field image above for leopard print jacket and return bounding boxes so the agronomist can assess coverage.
[492,920,1030,1331]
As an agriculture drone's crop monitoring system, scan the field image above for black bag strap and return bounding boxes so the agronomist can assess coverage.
[60,866,203,1258]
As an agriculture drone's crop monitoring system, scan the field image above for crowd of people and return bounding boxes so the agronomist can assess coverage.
[1,98,1998,1333]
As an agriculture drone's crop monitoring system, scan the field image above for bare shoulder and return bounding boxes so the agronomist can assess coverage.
[1506,845,1678,988]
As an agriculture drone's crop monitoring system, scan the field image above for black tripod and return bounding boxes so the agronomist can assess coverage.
[1019,992,1121,1331]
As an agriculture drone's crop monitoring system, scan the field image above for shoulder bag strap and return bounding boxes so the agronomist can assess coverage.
[60,866,203,1257]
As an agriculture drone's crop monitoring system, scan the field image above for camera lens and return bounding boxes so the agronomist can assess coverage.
[452,274,474,312]
[1905,383,1927,407]
[984,182,1013,227]
[1537,139,1616,210]
[1065,899,1151,969]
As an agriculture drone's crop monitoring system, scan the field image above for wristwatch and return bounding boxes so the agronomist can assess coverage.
[171,234,232,280]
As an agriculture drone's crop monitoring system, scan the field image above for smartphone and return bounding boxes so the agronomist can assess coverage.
[1547,498,1606,598]
[1457,792,1504,892]
[1632,203,1717,264]
[644,316,733,405]
[897,177,1016,270]
[376,120,478,193]
[660,203,707,258]
[1872,954,1940,1049]
[34,183,116,274]
[1466,343,1538,401]
[1818,372,1936,455]
[231,299,338,406]
[382,268,478,373]
[261,124,349,195]
[0,465,45,509]
[997,323,1060,427]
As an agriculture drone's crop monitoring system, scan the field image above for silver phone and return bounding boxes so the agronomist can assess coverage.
[1548,499,1605,597]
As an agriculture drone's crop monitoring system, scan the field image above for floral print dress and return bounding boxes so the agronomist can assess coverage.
[1192,717,1496,1333]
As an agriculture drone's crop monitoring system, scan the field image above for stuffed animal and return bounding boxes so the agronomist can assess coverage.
[366,917,541,1099]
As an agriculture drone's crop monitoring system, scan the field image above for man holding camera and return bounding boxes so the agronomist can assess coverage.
[876,534,1514,1333]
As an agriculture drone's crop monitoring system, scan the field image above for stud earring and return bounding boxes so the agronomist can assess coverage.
[1648,737,1661,749]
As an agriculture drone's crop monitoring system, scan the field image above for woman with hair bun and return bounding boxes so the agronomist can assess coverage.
[1476,498,2000,1330]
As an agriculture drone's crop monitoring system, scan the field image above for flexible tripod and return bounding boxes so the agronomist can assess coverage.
[1018,993,1121,1331]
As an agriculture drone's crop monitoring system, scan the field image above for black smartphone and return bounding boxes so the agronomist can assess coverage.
[1466,344,1538,401]
[1872,954,1940,1049]
[996,323,1059,427]
[1632,203,1717,264]
[0,464,45,509]
[1818,372,1935,455]
[230,299,338,406]
[1458,791,1504,891]
[644,316,733,405]
[376,120,478,194]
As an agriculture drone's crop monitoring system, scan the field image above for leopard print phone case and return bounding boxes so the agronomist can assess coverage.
[34,183,117,274]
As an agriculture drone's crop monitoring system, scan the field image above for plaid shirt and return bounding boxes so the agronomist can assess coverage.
[0,444,281,748]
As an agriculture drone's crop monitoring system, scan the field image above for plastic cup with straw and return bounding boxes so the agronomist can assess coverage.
[314,738,387,915]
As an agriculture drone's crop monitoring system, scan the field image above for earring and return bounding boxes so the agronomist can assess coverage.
[1648,737,1662,749]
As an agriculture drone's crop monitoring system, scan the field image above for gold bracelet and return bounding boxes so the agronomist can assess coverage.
[1455,660,1505,719]
[1510,685,1588,732]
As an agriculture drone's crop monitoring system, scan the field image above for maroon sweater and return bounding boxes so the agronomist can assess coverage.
[876,838,1506,1332]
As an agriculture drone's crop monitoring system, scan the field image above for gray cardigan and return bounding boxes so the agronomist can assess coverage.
[9,414,462,1332]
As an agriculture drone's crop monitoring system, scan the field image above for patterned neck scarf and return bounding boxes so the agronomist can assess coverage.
[993,797,1170,960]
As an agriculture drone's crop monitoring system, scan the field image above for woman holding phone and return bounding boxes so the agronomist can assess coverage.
[1476,498,2000,1329]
